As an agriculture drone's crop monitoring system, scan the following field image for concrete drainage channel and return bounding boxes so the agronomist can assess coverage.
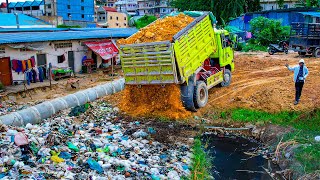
[0,78,125,126]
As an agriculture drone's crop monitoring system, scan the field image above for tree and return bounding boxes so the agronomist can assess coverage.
[249,16,291,46]
[276,0,285,8]
[171,0,262,25]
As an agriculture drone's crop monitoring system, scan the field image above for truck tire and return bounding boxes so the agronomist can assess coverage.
[193,81,208,108]
[314,49,320,58]
[298,52,306,56]
[268,48,274,55]
[221,69,232,87]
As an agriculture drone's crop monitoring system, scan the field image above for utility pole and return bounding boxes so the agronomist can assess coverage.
[6,0,10,13]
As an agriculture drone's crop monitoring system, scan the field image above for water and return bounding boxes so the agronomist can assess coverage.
[202,134,279,180]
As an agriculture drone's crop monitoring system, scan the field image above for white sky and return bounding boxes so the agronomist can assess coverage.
[0,0,18,3]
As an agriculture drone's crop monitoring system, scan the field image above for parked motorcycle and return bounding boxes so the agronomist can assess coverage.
[268,41,289,55]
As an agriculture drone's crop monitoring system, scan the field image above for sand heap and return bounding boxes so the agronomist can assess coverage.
[118,14,194,44]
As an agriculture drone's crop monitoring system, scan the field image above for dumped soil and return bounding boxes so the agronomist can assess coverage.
[119,85,191,119]
[117,14,194,44]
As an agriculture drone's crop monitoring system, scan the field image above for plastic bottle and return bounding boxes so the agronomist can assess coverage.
[67,142,79,152]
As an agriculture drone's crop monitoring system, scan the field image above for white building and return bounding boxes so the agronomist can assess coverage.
[0,28,137,86]
[260,0,299,11]
[137,0,175,17]
[115,0,137,16]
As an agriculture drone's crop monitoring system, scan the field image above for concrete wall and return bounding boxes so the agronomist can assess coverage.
[38,16,63,26]
[108,11,128,28]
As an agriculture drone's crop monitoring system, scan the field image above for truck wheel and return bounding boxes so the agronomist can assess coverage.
[268,48,274,55]
[314,49,320,58]
[221,69,232,87]
[193,81,208,108]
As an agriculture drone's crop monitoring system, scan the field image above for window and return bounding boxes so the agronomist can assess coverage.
[47,4,51,8]
[110,16,112,20]
[0,47,5,54]
[284,4,288,9]
[124,23,127,26]
[54,42,72,49]
[57,55,65,63]
[82,14,85,19]
[81,6,84,10]
[103,16,105,19]
[124,17,126,20]
[81,0,84,2]
[116,16,118,20]
[116,23,119,26]
[67,5,71,9]
[68,13,71,17]
[162,9,166,13]
[48,13,52,16]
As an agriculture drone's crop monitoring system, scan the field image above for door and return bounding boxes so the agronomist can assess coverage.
[0,57,12,86]
[68,51,75,71]
[37,54,47,66]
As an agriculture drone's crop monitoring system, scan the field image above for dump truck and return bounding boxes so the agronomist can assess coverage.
[290,22,320,57]
[119,12,235,111]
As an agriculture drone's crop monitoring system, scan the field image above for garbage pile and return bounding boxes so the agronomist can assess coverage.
[0,101,192,179]
[0,100,31,116]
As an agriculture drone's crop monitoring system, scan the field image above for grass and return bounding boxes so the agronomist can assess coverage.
[241,43,268,52]
[216,108,320,175]
[190,138,212,180]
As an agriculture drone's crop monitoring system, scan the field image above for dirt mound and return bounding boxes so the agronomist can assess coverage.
[117,14,194,44]
[119,85,191,119]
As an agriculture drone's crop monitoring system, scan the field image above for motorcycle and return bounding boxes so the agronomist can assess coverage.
[268,41,289,55]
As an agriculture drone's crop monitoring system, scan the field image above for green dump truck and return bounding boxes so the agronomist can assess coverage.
[120,12,235,111]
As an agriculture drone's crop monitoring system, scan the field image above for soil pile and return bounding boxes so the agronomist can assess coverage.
[119,85,191,119]
[117,14,194,44]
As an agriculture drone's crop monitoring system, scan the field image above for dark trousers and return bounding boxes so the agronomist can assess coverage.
[295,82,304,101]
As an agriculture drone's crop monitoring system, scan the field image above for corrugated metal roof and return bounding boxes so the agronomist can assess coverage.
[23,1,32,7]
[8,2,17,8]
[0,13,50,26]
[0,28,69,33]
[0,28,137,44]
[14,2,24,8]
[31,0,44,6]
[299,12,320,18]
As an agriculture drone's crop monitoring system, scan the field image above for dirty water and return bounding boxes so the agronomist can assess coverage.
[202,134,281,180]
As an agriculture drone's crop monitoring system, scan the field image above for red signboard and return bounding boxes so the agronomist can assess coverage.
[84,40,119,60]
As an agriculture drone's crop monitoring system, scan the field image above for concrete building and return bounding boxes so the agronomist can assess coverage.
[0,2,7,12]
[97,7,128,28]
[0,28,137,86]
[8,1,45,16]
[101,0,118,8]
[115,0,137,16]
[137,0,175,17]
[260,0,299,11]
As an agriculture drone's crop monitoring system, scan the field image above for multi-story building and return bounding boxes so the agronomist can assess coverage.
[99,0,118,8]
[137,0,174,17]
[115,0,137,16]
[8,0,45,16]
[260,0,299,11]
[97,6,128,28]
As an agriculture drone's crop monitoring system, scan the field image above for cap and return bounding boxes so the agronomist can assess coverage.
[299,59,305,64]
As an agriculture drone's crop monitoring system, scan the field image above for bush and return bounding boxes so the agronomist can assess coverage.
[57,24,81,28]
[242,43,268,52]
[249,16,290,46]
[135,15,157,29]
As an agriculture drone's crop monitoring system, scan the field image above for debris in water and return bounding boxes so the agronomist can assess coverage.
[119,85,191,119]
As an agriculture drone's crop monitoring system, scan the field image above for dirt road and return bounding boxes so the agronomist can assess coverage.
[198,52,320,114]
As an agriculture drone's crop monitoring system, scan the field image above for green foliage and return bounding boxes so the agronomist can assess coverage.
[57,24,81,28]
[249,16,291,46]
[171,0,262,25]
[190,138,212,180]
[276,0,285,8]
[135,15,157,29]
[229,108,320,131]
[242,43,268,52]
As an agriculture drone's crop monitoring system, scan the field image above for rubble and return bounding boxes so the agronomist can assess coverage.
[0,100,192,179]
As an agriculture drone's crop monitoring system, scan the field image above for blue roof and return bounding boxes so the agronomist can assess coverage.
[23,1,32,7]
[0,28,69,33]
[0,13,50,26]
[0,28,138,44]
[14,2,23,8]
[31,0,43,6]
[299,12,320,18]
[8,2,17,8]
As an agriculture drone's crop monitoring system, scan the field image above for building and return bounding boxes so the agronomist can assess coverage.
[260,0,299,11]
[0,2,7,12]
[100,0,118,8]
[0,28,137,86]
[0,13,53,28]
[137,0,175,17]
[8,1,45,16]
[97,7,128,28]
[115,0,137,16]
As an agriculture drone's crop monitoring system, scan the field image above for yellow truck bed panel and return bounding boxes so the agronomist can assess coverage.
[120,41,178,85]
[173,15,217,83]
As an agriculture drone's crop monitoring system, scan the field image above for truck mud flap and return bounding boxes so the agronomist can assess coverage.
[180,77,197,112]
